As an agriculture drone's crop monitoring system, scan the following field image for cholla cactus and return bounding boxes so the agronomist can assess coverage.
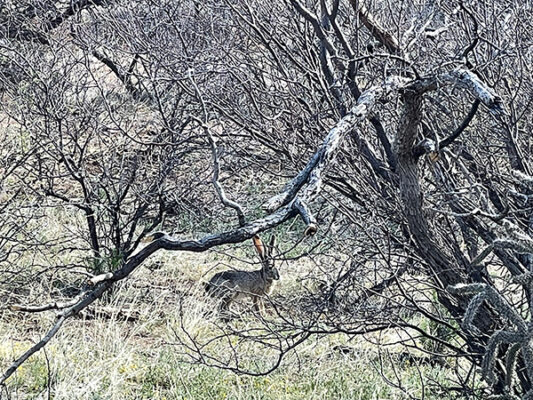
[493,221,533,254]
[457,217,533,398]
[448,281,533,397]
[512,170,533,186]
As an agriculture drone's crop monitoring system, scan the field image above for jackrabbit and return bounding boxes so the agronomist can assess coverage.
[205,234,279,318]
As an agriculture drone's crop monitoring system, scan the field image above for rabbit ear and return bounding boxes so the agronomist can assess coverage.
[268,234,276,255]
[253,235,266,259]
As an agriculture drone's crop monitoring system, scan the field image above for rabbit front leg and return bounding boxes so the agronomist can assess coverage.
[253,296,265,317]
[219,296,233,322]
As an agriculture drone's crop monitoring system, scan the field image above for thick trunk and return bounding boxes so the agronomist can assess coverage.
[394,88,514,392]
[396,91,464,287]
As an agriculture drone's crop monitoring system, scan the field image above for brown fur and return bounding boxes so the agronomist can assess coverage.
[205,235,279,318]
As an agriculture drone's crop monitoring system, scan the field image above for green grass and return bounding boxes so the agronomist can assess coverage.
[1,337,453,400]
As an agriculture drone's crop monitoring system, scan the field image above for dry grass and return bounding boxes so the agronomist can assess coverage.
[1,249,460,400]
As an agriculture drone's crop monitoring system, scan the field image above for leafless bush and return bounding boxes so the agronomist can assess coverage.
[1,0,532,398]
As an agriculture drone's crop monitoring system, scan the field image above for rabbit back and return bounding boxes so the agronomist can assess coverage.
[206,269,270,298]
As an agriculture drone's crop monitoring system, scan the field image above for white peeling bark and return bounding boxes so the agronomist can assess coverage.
[263,76,409,213]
